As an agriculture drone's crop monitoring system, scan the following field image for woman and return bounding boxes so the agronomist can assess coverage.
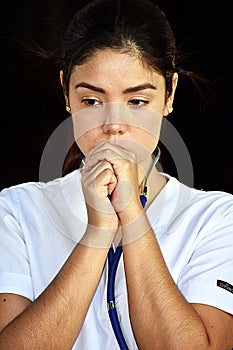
[0,0,233,349]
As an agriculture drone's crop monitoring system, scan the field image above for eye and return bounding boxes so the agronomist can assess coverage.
[128,99,149,108]
[81,98,102,107]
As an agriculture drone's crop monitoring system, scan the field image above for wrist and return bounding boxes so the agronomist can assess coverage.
[118,198,143,223]
[120,208,151,245]
[80,223,117,249]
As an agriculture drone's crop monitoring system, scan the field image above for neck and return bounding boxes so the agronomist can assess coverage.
[138,155,167,208]
[145,167,167,207]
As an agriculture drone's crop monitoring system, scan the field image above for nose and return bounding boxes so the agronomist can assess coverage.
[102,103,127,135]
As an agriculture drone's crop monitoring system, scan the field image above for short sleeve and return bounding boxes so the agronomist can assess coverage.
[178,202,233,315]
[0,188,34,300]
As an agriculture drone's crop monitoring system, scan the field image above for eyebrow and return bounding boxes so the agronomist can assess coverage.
[123,83,157,93]
[75,82,105,93]
[75,82,157,94]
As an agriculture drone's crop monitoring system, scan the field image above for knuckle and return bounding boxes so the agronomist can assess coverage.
[103,167,112,174]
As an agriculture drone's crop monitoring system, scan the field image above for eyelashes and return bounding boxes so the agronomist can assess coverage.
[81,98,149,108]
[128,99,149,108]
[81,98,101,107]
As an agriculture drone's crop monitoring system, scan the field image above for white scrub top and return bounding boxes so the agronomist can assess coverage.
[1,170,233,349]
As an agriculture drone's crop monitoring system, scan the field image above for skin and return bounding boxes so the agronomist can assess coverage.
[0,49,233,349]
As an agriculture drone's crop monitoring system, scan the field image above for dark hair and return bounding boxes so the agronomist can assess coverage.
[61,0,180,175]
[61,0,176,95]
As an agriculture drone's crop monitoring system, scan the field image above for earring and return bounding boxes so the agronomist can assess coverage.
[66,105,71,113]
[168,106,173,114]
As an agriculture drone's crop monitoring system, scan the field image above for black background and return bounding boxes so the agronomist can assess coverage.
[1,0,233,192]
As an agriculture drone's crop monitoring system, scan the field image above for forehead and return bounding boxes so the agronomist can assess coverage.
[69,49,165,89]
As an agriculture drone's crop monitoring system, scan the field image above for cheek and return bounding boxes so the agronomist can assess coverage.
[135,128,159,159]
[120,111,162,162]
[131,109,162,153]
[72,106,162,160]
[72,108,105,141]
[141,130,158,151]
[75,131,97,156]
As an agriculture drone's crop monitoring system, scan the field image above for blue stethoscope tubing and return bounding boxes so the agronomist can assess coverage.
[107,243,127,349]
[107,195,146,350]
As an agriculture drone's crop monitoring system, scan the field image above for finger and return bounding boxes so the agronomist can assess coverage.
[87,142,136,160]
[82,160,117,196]
[85,143,136,169]
[82,159,113,176]
[97,168,117,196]
[82,165,118,215]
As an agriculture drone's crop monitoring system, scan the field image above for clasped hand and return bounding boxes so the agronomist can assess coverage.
[81,143,143,235]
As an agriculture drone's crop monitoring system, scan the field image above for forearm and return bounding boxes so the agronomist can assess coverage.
[0,238,109,350]
[122,222,210,350]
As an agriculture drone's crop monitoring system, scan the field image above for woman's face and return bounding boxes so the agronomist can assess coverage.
[65,49,176,162]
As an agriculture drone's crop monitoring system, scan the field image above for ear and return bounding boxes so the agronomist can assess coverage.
[60,70,70,107]
[163,73,178,116]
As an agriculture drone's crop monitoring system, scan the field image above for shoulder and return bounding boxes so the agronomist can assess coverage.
[0,170,82,217]
[165,173,233,215]
[157,174,233,236]
[0,170,86,243]
[188,183,233,224]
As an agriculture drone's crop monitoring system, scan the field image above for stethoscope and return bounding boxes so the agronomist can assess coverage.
[107,147,161,349]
